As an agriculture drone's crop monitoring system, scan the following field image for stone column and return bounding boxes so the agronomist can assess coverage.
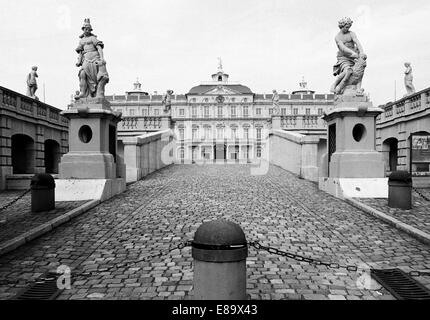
[0,115,12,190]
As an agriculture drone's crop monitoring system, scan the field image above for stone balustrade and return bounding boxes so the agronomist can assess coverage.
[280,115,326,130]
[120,116,170,132]
[378,87,430,124]
[0,86,68,127]
[119,130,175,183]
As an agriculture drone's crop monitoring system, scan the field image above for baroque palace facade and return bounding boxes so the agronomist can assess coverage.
[106,66,334,163]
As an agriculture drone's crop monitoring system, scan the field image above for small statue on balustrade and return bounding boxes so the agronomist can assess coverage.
[404,62,416,96]
[162,90,174,114]
[75,18,109,100]
[272,90,280,115]
[26,66,39,100]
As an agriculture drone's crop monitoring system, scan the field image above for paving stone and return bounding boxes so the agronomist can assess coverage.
[1,165,429,300]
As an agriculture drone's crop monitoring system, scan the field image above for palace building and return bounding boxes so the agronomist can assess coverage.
[107,64,334,163]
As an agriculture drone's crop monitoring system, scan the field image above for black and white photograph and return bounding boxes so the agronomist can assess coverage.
[0,0,429,314]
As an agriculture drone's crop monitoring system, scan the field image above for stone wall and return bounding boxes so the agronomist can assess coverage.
[269,130,321,182]
[119,130,175,183]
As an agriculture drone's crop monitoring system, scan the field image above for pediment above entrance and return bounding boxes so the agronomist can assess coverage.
[203,86,241,95]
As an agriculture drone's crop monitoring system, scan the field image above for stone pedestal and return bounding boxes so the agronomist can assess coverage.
[319,92,387,198]
[58,98,126,201]
[272,116,281,130]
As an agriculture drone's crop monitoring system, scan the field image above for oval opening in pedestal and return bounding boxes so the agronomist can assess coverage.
[352,124,366,142]
[79,125,93,143]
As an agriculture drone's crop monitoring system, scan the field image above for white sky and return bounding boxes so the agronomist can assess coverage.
[0,0,429,109]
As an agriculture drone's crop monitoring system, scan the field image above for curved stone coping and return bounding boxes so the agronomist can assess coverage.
[270,129,320,144]
[0,199,100,257]
[345,198,430,246]
[121,130,173,146]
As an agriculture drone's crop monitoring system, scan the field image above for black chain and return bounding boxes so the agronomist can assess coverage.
[74,240,193,280]
[413,187,430,202]
[248,240,430,277]
[0,189,31,213]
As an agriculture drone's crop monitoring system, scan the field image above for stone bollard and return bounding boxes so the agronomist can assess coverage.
[388,171,412,209]
[192,219,248,300]
[30,173,55,212]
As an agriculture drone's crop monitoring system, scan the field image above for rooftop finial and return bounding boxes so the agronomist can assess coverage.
[299,76,307,89]
[133,77,142,91]
[217,57,223,72]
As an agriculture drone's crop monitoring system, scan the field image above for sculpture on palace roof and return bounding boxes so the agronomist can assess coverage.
[26,66,39,100]
[331,17,366,95]
[272,90,280,115]
[75,18,109,100]
[404,62,416,96]
[162,90,174,114]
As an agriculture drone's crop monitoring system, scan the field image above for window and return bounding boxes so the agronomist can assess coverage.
[257,147,262,158]
[154,109,159,116]
[192,106,198,118]
[256,108,262,115]
[243,128,249,139]
[129,109,135,116]
[281,108,286,115]
[318,108,323,116]
[256,128,262,140]
[217,127,224,139]
[305,108,311,115]
[192,128,198,140]
[217,106,223,118]
[269,108,273,115]
[293,108,298,115]
[204,106,210,117]
[142,109,148,116]
[231,128,237,139]
[179,148,185,159]
[231,98,236,103]
[179,128,184,140]
[204,127,211,139]
[179,108,185,116]
[243,106,249,117]
[204,98,209,103]
[231,106,236,117]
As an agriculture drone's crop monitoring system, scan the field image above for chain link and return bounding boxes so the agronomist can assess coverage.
[413,187,430,202]
[0,189,31,213]
[248,240,430,277]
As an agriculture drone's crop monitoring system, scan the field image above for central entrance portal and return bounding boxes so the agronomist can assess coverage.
[214,144,226,161]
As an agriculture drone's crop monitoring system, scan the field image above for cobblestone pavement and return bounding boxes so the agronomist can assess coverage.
[0,165,429,300]
[357,189,430,235]
[0,190,87,244]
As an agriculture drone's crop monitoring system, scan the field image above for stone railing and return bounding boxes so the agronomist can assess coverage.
[269,129,323,182]
[0,86,68,127]
[120,116,170,131]
[119,130,175,182]
[378,86,430,124]
[280,115,326,130]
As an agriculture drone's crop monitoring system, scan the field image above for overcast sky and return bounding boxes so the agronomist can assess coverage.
[1,0,429,109]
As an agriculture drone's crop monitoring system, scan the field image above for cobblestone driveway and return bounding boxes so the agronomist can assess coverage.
[0,164,429,300]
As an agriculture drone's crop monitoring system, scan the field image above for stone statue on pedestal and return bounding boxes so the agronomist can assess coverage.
[162,90,174,114]
[331,17,366,95]
[26,66,39,100]
[75,18,109,100]
[272,90,280,115]
[404,62,416,96]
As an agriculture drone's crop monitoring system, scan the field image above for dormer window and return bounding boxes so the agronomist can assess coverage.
[218,76,222,81]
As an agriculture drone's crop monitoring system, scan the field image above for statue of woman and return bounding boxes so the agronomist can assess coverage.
[26,66,38,99]
[404,62,416,96]
[272,90,280,115]
[75,19,109,99]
